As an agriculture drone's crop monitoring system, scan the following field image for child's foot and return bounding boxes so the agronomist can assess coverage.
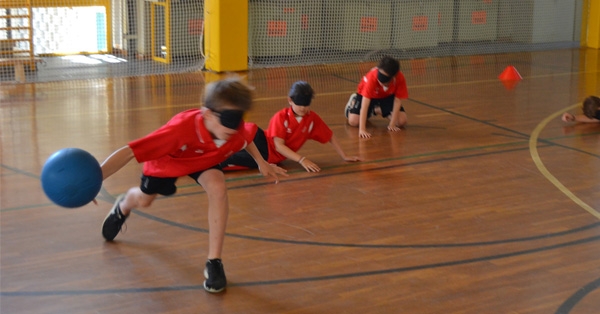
[204,259,227,293]
[101,194,129,241]
[374,106,382,116]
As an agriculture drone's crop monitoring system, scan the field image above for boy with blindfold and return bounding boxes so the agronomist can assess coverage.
[97,78,287,293]
[345,56,409,138]
[221,81,361,172]
[561,95,600,124]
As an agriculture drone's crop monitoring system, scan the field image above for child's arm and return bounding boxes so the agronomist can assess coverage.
[91,145,135,205]
[329,134,361,162]
[273,137,320,172]
[100,145,136,180]
[245,141,287,182]
[562,112,600,123]
[358,97,372,138]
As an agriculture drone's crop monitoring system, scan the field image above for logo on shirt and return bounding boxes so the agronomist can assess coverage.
[284,120,292,133]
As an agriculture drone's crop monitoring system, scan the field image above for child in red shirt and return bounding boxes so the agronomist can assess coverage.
[345,56,409,138]
[221,81,361,172]
[98,78,287,293]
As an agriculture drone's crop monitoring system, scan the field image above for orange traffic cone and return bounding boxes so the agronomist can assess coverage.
[498,66,522,90]
[498,65,522,81]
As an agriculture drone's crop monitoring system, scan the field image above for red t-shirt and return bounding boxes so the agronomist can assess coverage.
[265,107,333,164]
[128,109,256,177]
[357,67,409,100]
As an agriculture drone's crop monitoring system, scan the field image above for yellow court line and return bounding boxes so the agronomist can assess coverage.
[529,103,600,220]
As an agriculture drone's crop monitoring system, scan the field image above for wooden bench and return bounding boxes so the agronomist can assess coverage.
[0,57,43,83]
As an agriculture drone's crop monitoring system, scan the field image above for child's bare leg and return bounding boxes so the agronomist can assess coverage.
[102,187,156,241]
[347,113,360,127]
[397,111,407,127]
[389,111,408,128]
[197,169,229,259]
[120,187,157,215]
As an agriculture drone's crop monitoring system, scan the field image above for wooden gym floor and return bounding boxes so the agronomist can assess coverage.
[1,48,600,314]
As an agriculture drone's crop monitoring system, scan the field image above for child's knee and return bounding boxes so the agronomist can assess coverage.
[137,196,155,207]
[199,171,228,199]
[347,115,360,127]
[397,112,408,127]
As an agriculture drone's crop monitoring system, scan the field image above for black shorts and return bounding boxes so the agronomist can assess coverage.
[220,128,269,169]
[348,94,405,118]
[140,165,222,196]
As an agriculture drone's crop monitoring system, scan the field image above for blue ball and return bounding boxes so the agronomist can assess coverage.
[41,148,103,208]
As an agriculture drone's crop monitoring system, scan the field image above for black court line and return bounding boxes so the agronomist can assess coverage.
[331,71,600,158]
[126,146,600,249]
[409,98,600,158]
[126,144,599,250]
[0,164,40,179]
[4,142,598,249]
[134,207,600,249]
[0,138,537,213]
[187,141,541,189]
[0,140,538,213]
[2,234,599,297]
[555,276,600,314]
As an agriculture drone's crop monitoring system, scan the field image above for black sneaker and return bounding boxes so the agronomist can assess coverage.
[102,194,129,241]
[345,93,357,118]
[204,259,227,293]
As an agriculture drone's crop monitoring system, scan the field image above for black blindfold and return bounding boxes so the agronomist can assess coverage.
[213,109,244,129]
[377,71,392,83]
[290,94,312,107]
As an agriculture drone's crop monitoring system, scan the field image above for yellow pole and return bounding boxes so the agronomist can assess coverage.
[580,1,599,97]
[582,0,600,48]
[204,0,248,72]
[165,0,171,63]
[583,49,599,97]
[151,2,169,63]
[151,3,156,60]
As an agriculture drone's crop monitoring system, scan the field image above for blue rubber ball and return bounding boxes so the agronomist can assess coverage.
[41,148,103,208]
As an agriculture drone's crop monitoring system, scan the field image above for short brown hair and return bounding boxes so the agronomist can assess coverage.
[378,56,400,77]
[582,95,600,119]
[204,77,253,112]
[288,81,314,106]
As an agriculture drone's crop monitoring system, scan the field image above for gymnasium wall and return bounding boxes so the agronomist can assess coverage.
[0,0,593,83]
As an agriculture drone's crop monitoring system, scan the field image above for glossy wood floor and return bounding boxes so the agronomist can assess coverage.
[2,49,600,314]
